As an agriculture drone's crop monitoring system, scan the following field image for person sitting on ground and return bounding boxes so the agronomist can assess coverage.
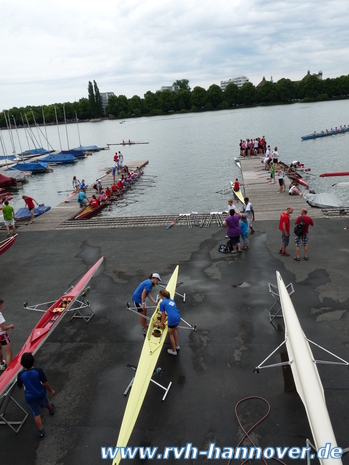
[17,352,55,439]
[289,182,303,196]
[156,289,181,356]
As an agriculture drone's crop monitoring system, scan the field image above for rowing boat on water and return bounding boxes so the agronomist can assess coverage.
[69,201,111,220]
[113,266,179,465]
[107,141,149,146]
[301,129,349,141]
[230,181,245,204]
[0,234,17,256]
[0,257,104,398]
[319,171,349,178]
[276,271,342,465]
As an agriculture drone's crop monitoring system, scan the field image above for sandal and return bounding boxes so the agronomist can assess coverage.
[304,257,308,261]
[293,257,300,261]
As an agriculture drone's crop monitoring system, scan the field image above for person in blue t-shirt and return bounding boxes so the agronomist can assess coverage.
[77,191,88,208]
[240,214,249,250]
[132,273,161,334]
[156,289,181,356]
[17,352,55,439]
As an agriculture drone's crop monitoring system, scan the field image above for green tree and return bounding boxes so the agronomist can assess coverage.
[239,82,257,105]
[191,86,207,109]
[275,78,295,102]
[143,91,159,114]
[128,95,143,115]
[77,98,91,119]
[173,79,190,90]
[297,75,323,100]
[257,81,279,103]
[175,89,191,110]
[93,80,103,116]
[88,81,97,117]
[224,83,239,106]
[158,90,175,112]
[206,84,223,108]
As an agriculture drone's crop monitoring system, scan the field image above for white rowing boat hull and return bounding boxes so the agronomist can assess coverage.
[276,271,342,465]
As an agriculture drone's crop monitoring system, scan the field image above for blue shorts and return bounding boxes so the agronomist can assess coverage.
[26,392,49,417]
[241,234,248,245]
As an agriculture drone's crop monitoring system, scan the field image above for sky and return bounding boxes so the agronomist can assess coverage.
[1,0,349,109]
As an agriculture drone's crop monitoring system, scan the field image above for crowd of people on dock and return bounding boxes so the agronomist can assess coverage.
[239,136,267,156]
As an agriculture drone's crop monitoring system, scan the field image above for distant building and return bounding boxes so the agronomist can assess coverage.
[157,85,180,93]
[220,76,249,91]
[303,70,323,80]
[256,76,274,88]
[100,92,115,112]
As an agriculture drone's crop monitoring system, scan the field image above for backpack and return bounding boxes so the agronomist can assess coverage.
[294,216,306,237]
[218,242,231,254]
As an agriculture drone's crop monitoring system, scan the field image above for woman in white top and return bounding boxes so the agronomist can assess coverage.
[278,165,286,193]
[272,147,279,169]
[72,176,80,191]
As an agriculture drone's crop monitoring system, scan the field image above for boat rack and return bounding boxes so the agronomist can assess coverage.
[24,286,95,323]
[267,281,294,328]
[0,380,29,433]
[124,364,172,402]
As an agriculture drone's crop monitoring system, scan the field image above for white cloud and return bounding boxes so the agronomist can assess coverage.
[1,0,349,108]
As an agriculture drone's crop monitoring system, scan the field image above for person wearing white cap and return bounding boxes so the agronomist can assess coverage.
[132,273,161,335]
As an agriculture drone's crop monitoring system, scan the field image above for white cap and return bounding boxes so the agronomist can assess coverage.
[151,273,161,281]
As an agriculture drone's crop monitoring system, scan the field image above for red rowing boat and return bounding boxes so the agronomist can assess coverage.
[0,257,104,397]
[0,234,17,256]
[319,171,349,178]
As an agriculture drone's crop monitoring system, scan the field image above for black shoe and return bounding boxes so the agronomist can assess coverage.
[38,428,45,438]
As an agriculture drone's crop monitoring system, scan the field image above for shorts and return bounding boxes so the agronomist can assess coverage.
[241,234,248,245]
[295,234,309,247]
[4,219,14,226]
[26,392,49,417]
[168,324,179,329]
[0,333,10,345]
[273,158,278,164]
[279,178,284,186]
[281,232,289,247]
[133,302,145,313]
[229,235,240,247]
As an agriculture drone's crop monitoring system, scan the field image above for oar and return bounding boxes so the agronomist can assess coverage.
[166,215,180,230]
[192,212,199,226]
[57,189,75,193]
[199,213,207,228]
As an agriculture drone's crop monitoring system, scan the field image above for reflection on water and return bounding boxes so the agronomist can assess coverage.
[2,100,349,217]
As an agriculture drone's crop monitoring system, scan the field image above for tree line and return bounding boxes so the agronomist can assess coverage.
[1,75,349,127]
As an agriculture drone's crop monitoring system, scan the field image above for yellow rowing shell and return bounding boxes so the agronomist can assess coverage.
[113,265,179,465]
[230,181,245,204]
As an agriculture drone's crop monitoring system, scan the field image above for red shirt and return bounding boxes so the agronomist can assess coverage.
[90,199,98,207]
[234,181,239,191]
[279,212,290,232]
[295,215,313,234]
[116,180,123,190]
[105,188,111,197]
[114,155,118,162]
[24,196,35,210]
[111,185,117,192]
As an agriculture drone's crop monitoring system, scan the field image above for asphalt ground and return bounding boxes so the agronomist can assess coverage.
[1,217,349,465]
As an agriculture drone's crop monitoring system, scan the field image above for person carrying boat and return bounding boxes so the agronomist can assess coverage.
[132,273,162,335]
[156,289,181,356]
[22,195,39,223]
[17,352,55,439]
[0,299,14,370]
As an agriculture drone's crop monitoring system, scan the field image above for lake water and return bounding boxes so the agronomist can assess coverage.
[2,99,349,217]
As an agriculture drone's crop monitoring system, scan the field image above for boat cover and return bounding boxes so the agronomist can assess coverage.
[40,153,76,164]
[8,161,48,172]
[0,173,17,187]
[60,149,85,158]
[14,205,51,221]
[0,155,16,161]
[72,145,100,152]
[22,148,50,156]
[303,192,345,208]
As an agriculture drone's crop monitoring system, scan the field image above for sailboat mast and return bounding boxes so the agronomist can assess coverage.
[12,115,24,156]
[54,105,63,152]
[63,104,70,149]
[31,110,42,148]
[21,113,31,149]
[75,110,82,147]
[42,107,49,152]
[3,111,17,157]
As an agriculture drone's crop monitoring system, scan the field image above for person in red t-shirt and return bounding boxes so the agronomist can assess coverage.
[294,208,314,261]
[22,195,39,223]
[116,180,124,190]
[105,187,111,198]
[279,206,293,256]
[89,195,99,208]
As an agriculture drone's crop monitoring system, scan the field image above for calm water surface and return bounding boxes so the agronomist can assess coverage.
[2,99,349,217]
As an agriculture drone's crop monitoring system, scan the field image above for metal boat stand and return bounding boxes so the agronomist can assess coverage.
[0,380,29,433]
[23,286,95,323]
[123,364,172,401]
[267,281,294,328]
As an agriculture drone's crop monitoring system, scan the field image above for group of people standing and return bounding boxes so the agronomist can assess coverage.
[279,206,314,260]
[2,195,39,237]
[240,136,267,156]
[223,197,255,253]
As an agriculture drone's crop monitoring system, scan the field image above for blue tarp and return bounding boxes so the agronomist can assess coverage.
[14,205,51,221]
[8,162,48,173]
[60,150,85,158]
[40,153,76,164]
[0,155,16,161]
[21,148,50,156]
[72,145,100,152]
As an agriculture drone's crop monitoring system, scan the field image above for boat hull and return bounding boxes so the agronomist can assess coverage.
[113,266,179,465]
[276,271,341,465]
[0,257,104,397]
[319,172,349,178]
[0,234,17,256]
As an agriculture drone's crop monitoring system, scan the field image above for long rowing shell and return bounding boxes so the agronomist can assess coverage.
[276,271,342,465]
[0,257,104,398]
[113,266,179,465]
[320,171,349,178]
[0,234,17,256]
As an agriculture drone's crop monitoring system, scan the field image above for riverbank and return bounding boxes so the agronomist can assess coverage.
[1,216,348,465]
